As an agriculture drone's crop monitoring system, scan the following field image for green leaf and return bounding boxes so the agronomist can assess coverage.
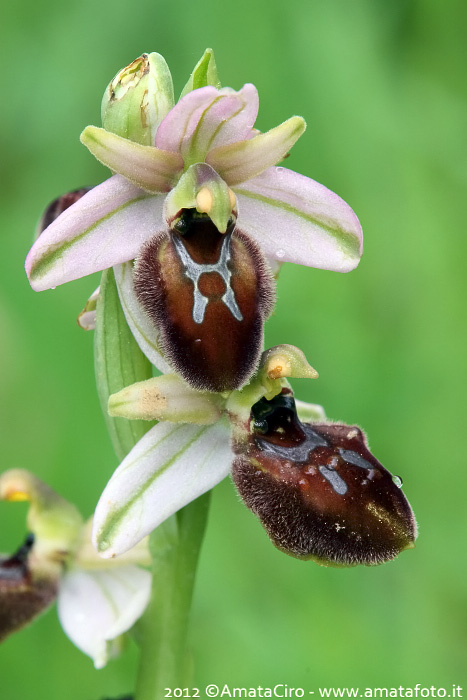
[94,267,154,461]
[179,48,221,99]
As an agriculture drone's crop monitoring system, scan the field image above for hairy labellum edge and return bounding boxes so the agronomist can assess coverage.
[232,390,417,566]
[134,220,275,392]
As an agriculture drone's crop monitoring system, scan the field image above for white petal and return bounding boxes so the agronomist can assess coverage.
[93,420,233,557]
[73,518,151,570]
[27,175,165,290]
[114,261,172,374]
[235,167,363,272]
[57,566,151,668]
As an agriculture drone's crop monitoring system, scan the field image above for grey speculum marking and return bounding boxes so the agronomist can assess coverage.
[172,232,243,324]
[339,449,372,470]
[318,450,375,496]
[318,465,348,495]
[339,449,375,480]
[255,424,328,463]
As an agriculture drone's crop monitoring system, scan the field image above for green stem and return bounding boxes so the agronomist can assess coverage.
[135,492,211,700]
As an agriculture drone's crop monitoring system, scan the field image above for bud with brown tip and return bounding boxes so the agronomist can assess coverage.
[0,534,58,642]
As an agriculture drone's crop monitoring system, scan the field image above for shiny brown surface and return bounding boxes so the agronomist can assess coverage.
[0,535,58,642]
[135,216,275,391]
[233,389,417,566]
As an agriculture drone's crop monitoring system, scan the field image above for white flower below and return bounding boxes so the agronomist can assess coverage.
[0,470,152,668]
[58,565,151,669]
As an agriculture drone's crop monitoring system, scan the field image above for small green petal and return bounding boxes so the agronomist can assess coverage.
[261,345,319,381]
[207,116,306,186]
[180,48,221,98]
[108,374,224,424]
[81,126,183,193]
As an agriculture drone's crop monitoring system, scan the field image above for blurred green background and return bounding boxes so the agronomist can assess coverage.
[1,0,466,697]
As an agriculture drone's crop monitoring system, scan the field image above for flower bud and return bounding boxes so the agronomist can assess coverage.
[101,53,174,145]
[232,389,417,566]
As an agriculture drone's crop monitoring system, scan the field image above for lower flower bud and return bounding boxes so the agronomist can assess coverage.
[232,389,417,566]
[0,534,58,642]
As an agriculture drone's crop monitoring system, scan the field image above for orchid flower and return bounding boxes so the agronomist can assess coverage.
[26,50,363,393]
[92,345,416,567]
[0,470,151,669]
